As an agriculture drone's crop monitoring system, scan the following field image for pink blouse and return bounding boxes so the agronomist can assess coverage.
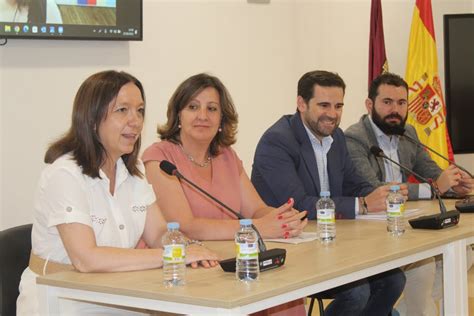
[142,140,243,219]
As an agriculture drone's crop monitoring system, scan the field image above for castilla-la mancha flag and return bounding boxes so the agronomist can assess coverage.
[405,0,454,169]
[368,0,388,87]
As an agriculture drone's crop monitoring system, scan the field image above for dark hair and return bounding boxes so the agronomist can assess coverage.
[16,0,30,7]
[17,0,47,23]
[158,73,238,156]
[297,70,346,104]
[44,70,146,178]
[368,73,409,103]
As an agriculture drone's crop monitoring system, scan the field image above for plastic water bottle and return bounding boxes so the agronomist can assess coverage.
[235,219,259,282]
[316,191,336,243]
[162,222,186,286]
[386,185,405,236]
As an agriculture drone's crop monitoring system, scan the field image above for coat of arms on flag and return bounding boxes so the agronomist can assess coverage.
[405,0,454,169]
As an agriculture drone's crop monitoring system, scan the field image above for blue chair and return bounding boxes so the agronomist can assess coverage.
[0,224,33,316]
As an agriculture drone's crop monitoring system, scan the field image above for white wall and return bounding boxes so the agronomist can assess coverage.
[1,0,473,230]
[295,0,474,169]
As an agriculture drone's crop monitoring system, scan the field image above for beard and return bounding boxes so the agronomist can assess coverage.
[371,109,407,135]
[303,112,339,139]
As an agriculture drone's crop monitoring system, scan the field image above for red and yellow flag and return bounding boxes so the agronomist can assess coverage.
[405,0,454,169]
[368,0,388,87]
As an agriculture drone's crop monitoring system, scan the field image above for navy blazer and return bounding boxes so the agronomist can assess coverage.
[251,113,374,219]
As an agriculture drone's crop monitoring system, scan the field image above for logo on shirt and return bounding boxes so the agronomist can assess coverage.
[132,205,146,213]
[91,215,107,225]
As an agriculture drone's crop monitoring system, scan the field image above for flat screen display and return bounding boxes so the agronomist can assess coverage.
[0,0,142,40]
[444,14,474,154]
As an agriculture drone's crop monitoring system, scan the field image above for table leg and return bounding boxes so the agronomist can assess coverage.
[37,284,61,316]
[443,239,468,316]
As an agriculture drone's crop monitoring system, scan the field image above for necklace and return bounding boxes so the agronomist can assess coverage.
[179,143,211,168]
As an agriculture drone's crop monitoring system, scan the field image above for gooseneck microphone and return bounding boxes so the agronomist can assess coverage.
[159,160,267,251]
[370,146,460,229]
[392,126,473,178]
[159,160,286,272]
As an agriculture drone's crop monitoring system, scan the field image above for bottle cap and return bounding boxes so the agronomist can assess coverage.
[239,219,252,226]
[390,185,400,191]
[167,222,180,230]
[320,191,330,198]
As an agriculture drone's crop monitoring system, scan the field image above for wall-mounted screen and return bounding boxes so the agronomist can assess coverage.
[444,14,474,154]
[0,0,142,40]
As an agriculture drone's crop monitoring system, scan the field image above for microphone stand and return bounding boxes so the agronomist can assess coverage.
[173,170,267,252]
[400,130,473,178]
[160,161,286,272]
[371,147,460,229]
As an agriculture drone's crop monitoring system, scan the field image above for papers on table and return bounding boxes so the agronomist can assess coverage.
[263,209,424,243]
[264,232,319,244]
[356,208,423,221]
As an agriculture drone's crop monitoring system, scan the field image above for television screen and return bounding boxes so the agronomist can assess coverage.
[444,14,474,154]
[0,0,142,40]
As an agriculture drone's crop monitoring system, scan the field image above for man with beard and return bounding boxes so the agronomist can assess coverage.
[252,70,406,316]
[252,70,401,219]
[345,72,473,316]
[345,72,472,201]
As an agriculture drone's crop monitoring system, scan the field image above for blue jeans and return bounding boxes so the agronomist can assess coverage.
[321,268,406,316]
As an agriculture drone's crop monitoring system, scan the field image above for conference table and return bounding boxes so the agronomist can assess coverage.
[36,200,474,315]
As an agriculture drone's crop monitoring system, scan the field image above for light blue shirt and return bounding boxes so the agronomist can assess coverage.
[303,123,360,214]
[369,116,431,199]
[303,124,333,192]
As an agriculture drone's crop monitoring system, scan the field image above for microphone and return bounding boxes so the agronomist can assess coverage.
[159,160,286,272]
[160,161,267,251]
[392,126,473,178]
[370,146,460,230]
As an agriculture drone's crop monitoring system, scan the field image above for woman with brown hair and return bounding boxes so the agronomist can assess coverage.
[17,70,218,315]
[143,73,308,241]
[0,0,61,23]
[142,73,307,315]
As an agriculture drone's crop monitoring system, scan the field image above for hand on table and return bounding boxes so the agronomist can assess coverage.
[254,198,308,239]
[186,244,220,269]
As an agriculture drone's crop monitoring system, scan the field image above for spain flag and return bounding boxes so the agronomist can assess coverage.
[405,0,454,169]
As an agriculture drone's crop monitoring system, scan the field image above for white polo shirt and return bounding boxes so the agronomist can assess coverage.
[17,153,156,315]
[31,153,156,264]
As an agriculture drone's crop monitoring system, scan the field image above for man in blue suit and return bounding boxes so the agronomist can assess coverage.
[252,70,403,219]
[252,70,406,316]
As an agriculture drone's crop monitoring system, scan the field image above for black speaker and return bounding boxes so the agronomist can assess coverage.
[219,248,286,273]
[408,210,460,229]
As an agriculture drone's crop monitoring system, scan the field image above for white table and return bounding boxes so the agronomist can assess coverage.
[37,200,474,315]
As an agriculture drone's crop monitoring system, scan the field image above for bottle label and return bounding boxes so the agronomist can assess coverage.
[163,244,185,263]
[236,242,258,260]
[387,203,404,217]
[317,208,335,223]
